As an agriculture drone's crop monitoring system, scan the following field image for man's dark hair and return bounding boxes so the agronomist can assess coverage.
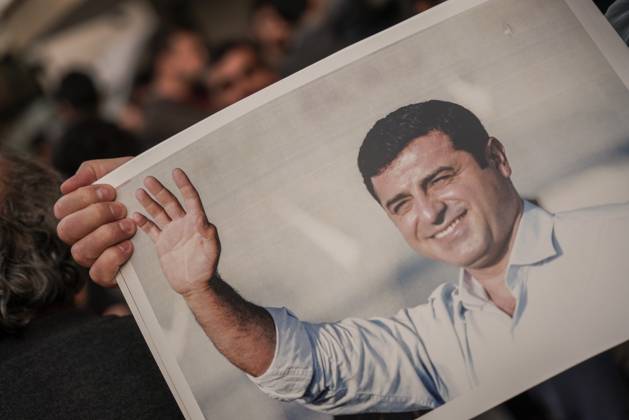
[357,100,490,202]
[253,0,308,24]
[0,152,82,333]
[53,70,101,113]
[51,118,141,179]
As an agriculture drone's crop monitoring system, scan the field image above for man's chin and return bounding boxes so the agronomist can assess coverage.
[434,247,487,269]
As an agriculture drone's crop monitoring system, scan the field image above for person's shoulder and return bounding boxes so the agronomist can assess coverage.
[75,313,140,341]
[554,202,629,226]
[421,282,458,319]
[393,283,459,343]
[393,283,457,324]
[553,202,629,251]
[48,314,155,370]
[427,282,457,304]
[66,315,185,417]
[0,312,183,420]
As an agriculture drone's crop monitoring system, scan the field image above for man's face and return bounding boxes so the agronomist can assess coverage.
[371,130,518,269]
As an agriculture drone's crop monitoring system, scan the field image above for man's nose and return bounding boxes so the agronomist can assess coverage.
[415,195,446,226]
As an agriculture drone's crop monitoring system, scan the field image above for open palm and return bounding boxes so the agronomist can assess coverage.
[132,169,220,296]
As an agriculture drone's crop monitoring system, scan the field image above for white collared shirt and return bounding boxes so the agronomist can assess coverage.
[250,201,629,414]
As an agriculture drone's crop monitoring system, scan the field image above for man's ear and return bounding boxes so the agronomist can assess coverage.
[485,137,512,177]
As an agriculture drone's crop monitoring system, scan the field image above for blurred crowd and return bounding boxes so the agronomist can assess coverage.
[0,0,622,177]
[0,0,628,419]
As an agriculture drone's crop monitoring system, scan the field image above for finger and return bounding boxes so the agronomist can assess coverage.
[61,157,133,194]
[172,168,206,215]
[70,218,136,267]
[135,188,171,227]
[89,240,134,287]
[143,176,186,219]
[132,212,160,242]
[54,184,116,220]
[57,202,128,245]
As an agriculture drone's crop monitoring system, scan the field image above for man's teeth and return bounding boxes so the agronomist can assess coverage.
[435,215,462,239]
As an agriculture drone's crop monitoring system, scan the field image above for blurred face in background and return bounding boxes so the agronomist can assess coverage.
[250,4,293,53]
[159,31,208,82]
[207,45,277,110]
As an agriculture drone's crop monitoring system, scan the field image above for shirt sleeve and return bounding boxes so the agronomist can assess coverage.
[247,307,315,400]
[249,306,442,414]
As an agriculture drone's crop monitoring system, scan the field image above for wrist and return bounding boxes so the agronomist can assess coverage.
[181,272,221,302]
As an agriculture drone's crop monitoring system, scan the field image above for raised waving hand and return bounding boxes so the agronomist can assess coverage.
[132,168,220,297]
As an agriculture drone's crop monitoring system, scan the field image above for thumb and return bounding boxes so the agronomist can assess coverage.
[197,216,219,242]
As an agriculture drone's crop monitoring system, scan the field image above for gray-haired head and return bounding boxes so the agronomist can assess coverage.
[0,151,83,333]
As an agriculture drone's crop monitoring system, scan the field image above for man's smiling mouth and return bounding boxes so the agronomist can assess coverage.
[432,210,467,240]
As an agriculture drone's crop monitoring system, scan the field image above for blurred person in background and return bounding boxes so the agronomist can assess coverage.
[0,56,38,136]
[605,0,629,45]
[117,69,154,136]
[133,27,210,149]
[49,70,142,179]
[0,55,49,155]
[412,0,446,14]
[0,151,182,419]
[250,0,314,71]
[251,0,411,77]
[206,39,278,111]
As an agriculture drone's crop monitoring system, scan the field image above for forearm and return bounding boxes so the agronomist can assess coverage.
[183,275,276,377]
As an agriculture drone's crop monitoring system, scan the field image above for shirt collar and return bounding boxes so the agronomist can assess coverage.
[508,200,558,267]
[455,271,489,310]
[454,200,559,313]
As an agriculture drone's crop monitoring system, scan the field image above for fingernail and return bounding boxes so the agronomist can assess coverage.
[111,203,126,218]
[119,241,132,253]
[97,186,112,200]
[119,219,135,234]
[60,179,70,192]
[53,201,62,219]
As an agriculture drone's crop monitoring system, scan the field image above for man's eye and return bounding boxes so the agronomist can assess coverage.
[394,200,411,215]
[432,175,451,186]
